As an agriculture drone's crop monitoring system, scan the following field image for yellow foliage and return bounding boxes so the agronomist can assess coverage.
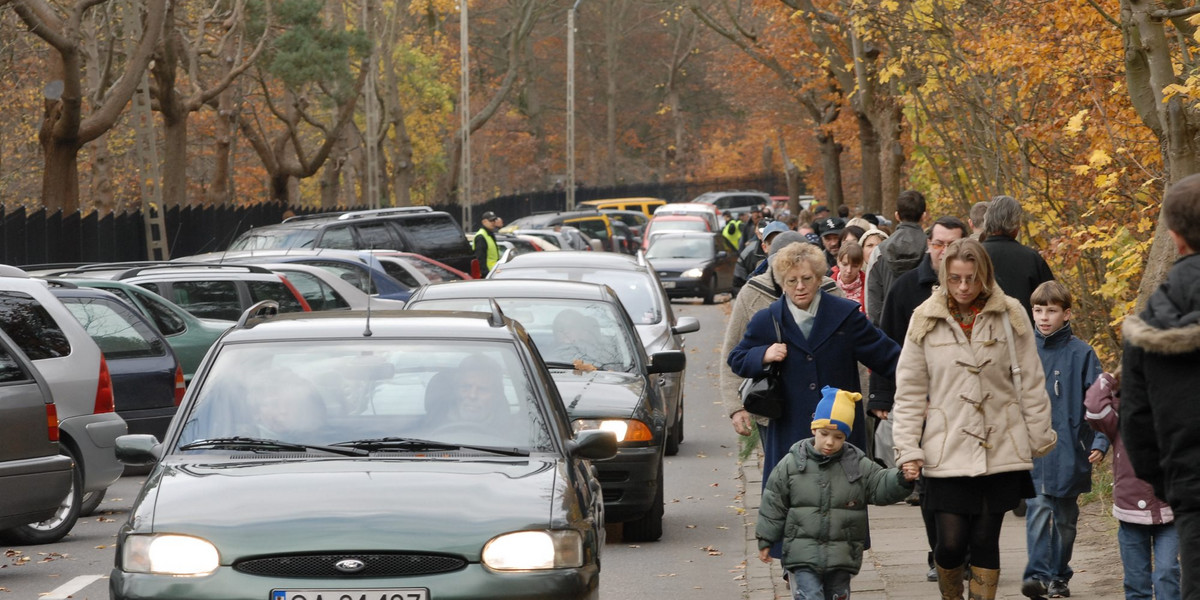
[1065,109,1088,134]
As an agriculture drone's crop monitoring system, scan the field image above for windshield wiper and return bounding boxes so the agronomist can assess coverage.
[178,436,368,457]
[334,437,529,457]
[543,361,578,370]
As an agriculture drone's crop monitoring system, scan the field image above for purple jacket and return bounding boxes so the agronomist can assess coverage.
[1084,373,1173,525]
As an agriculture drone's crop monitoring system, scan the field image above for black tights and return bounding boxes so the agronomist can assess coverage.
[933,511,1005,570]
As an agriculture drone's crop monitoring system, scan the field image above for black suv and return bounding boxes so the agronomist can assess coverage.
[227,207,476,274]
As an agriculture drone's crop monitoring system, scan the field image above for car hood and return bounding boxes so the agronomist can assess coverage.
[138,458,562,559]
[648,257,710,273]
[550,369,646,420]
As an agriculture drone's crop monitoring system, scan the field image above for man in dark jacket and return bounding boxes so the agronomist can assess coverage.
[868,215,967,583]
[473,211,503,277]
[866,190,928,323]
[980,195,1055,322]
[1121,172,1200,600]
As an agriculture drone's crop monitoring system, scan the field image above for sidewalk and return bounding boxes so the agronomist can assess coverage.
[737,450,1125,600]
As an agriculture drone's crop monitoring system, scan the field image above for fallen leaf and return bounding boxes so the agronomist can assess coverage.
[686,524,697,529]
[717,526,729,530]
[628,545,641,549]
[94,545,107,550]
[710,483,719,487]
[656,573,677,577]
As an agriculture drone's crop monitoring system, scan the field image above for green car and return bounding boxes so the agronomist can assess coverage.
[111,309,615,600]
[49,279,231,383]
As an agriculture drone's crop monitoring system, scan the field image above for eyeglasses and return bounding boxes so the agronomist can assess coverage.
[947,274,978,286]
[782,274,818,288]
[930,240,952,248]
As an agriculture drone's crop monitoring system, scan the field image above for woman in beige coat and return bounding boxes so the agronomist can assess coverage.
[891,238,1056,600]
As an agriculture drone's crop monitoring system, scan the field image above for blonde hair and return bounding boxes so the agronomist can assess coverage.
[837,240,863,267]
[771,242,827,278]
[938,238,996,295]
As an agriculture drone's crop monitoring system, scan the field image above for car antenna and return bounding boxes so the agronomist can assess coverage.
[488,298,505,328]
[363,280,374,337]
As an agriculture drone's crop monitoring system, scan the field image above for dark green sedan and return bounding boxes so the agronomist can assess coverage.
[110,309,615,600]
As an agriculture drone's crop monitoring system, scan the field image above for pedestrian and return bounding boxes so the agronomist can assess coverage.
[722,211,744,250]
[756,386,918,600]
[832,241,866,312]
[815,216,846,271]
[866,190,929,323]
[859,228,889,279]
[867,215,968,582]
[741,207,765,251]
[734,220,788,295]
[721,232,842,437]
[980,195,1055,322]
[728,241,900,561]
[1021,280,1107,600]
[1121,172,1200,600]
[473,211,504,277]
[892,238,1057,600]
[969,201,990,240]
[1085,369,1181,600]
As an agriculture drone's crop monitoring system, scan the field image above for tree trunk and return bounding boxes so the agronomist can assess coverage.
[207,91,236,205]
[817,130,844,209]
[878,103,904,219]
[161,107,189,207]
[41,134,81,214]
[604,6,619,186]
[856,111,881,214]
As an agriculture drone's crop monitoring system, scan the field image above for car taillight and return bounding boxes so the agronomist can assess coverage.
[174,365,186,406]
[46,403,60,442]
[94,355,115,414]
[470,259,482,279]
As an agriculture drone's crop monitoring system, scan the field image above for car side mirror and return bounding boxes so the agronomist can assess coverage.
[647,350,686,374]
[671,316,700,335]
[570,429,617,460]
[716,251,728,260]
[588,239,604,252]
[116,434,162,466]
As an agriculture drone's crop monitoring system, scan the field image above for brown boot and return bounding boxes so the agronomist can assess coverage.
[937,564,966,600]
[968,567,1001,600]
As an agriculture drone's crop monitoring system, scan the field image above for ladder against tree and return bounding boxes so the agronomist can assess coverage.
[143,202,169,260]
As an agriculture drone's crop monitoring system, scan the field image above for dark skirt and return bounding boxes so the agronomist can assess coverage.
[921,471,1034,515]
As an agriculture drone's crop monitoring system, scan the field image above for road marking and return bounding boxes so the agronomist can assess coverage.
[43,574,105,600]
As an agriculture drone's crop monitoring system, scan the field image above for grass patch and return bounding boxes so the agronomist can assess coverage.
[1079,453,1114,507]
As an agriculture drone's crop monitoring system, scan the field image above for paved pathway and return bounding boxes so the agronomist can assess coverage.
[736,449,1126,600]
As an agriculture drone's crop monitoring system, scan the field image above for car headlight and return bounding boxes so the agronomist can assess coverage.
[681,268,704,278]
[122,534,220,576]
[573,419,654,442]
[482,530,583,570]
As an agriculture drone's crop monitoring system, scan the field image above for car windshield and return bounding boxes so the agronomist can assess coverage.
[229,229,319,251]
[647,219,706,234]
[646,238,714,260]
[413,298,639,372]
[175,340,553,453]
[490,268,662,325]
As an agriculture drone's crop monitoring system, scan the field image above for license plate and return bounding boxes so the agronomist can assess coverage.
[661,281,676,289]
[271,589,428,600]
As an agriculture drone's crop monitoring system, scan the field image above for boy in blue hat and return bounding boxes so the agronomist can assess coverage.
[757,386,916,599]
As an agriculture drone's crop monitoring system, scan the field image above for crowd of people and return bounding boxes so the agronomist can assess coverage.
[723,184,1198,600]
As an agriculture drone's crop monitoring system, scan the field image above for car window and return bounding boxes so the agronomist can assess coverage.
[412,298,637,373]
[59,297,165,359]
[246,280,307,313]
[176,340,552,452]
[117,286,187,336]
[0,291,72,360]
[276,272,351,311]
[490,267,663,325]
[647,220,707,236]
[378,261,421,288]
[403,258,461,282]
[166,281,243,321]
[317,226,355,250]
[402,215,468,255]
[0,340,33,384]
[229,229,319,251]
[297,261,380,295]
[353,222,399,250]
[570,218,609,241]
[646,237,714,260]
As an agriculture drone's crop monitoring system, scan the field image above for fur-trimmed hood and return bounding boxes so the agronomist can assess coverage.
[907,286,1028,345]
[1124,254,1200,355]
[1123,315,1200,355]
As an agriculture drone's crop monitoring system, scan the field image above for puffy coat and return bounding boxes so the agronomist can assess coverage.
[1085,373,1173,525]
[1121,253,1200,512]
[1031,324,1107,497]
[892,287,1057,477]
[756,438,912,574]
[865,221,926,323]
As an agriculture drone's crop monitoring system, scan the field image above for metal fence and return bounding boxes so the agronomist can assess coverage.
[2,173,791,266]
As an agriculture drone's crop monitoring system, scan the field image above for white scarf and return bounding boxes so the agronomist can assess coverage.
[786,291,821,339]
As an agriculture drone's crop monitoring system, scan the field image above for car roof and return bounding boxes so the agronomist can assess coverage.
[647,231,720,239]
[496,250,646,271]
[650,214,706,222]
[507,210,604,226]
[223,310,525,343]
[412,279,614,302]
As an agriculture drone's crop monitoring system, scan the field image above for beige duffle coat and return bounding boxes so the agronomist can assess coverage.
[891,287,1056,477]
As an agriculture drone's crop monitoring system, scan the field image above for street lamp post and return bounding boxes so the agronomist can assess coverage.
[459,0,472,229]
[566,0,582,211]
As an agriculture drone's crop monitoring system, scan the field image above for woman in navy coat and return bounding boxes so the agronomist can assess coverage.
[728,242,901,517]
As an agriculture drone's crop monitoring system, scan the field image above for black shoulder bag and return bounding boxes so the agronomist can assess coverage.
[739,316,786,419]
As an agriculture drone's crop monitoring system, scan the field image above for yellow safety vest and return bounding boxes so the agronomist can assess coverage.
[475,228,500,271]
[723,219,742,249]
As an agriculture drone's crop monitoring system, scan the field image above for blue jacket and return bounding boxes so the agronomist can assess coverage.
[1031,323,1107,497]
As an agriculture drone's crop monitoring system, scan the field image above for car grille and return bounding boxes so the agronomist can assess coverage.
[234,553,467,578]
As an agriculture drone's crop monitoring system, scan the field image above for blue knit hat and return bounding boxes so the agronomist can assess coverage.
[811,386,862,436]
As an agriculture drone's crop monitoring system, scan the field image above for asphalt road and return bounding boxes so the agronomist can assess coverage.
[0,300,742,600]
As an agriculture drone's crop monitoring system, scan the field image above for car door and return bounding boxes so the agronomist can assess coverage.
[713,237,736,289]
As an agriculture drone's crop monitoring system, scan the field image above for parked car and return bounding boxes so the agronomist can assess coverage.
[362,250,472,282]
[180,249,415,301]
[652,202,722,232]
[110,309,615,600]
[641,214,711,250]
[47,279,231,384]
[226,206,477,274]
[645,232,737,304]
[503,210,616,252]
[770,194,815,215]
[507,226,593,252]
[0,267,126,535]
[406,279,685,541]
[488,251,700,456]
[579,197,666,216]
[601,209,651,240]
[49,284,184,442]
[608,219,638,255]
[690,190,771,219]
[255,263,408,311]
[0,328,76,542]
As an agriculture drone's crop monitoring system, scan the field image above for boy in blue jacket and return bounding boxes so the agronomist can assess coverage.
[756,386,915,600]
[1021,281,1108,600]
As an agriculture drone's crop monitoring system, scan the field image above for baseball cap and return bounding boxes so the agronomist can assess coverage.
[759,220,791,241]
[481,211,499,221]
[817,217,846,238]
[811,204,830,216]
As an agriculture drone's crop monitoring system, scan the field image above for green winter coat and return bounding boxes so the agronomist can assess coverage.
[756,439,912,574]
